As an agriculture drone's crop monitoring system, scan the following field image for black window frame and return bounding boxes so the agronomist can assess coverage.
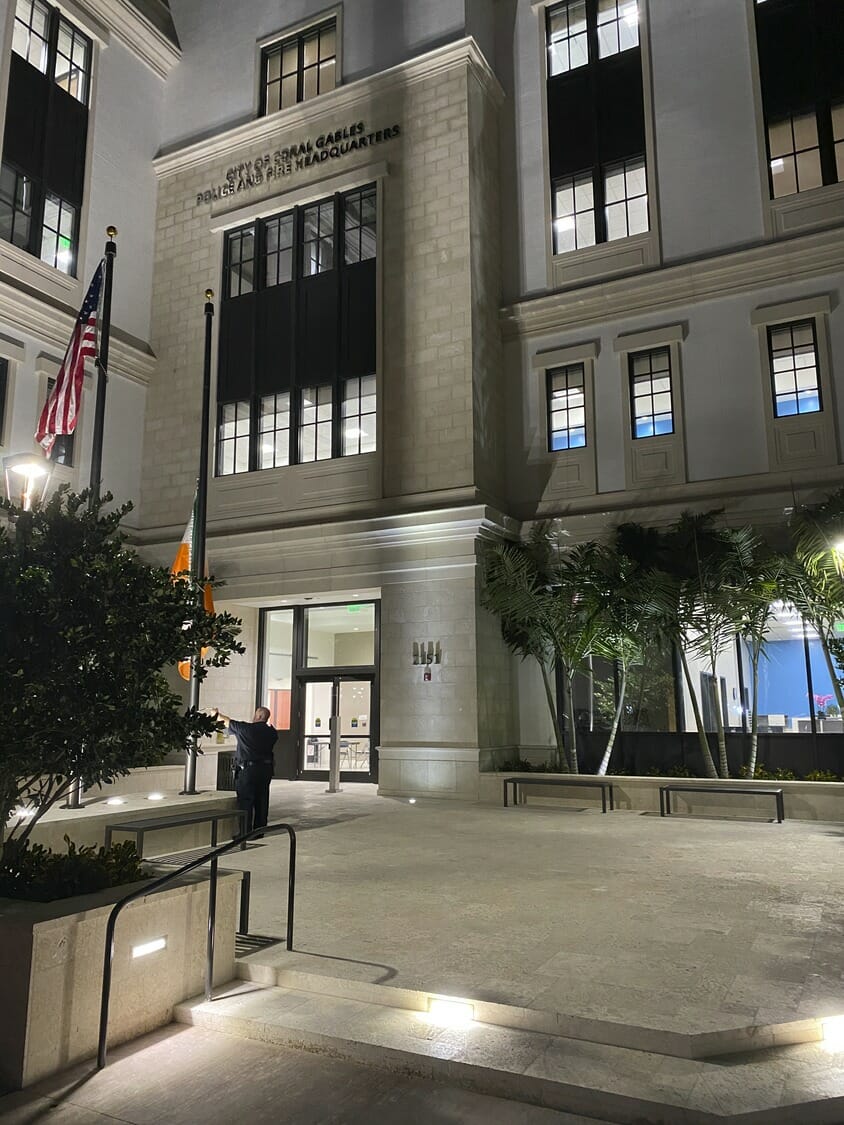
[628,346,674,441]
[0,357,9,442]
[546,363,588,452]
[2,0,90,275]
[216,184,377,476]
[754,0,844,199]
[259,18,337,117]
[545,0,649,255]
[767,318,823,419]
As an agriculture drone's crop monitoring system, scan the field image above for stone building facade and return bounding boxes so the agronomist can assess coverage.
[2,0,844,791]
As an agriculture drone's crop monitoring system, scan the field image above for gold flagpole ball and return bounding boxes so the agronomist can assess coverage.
[205,289,214,301]
[107,226,117,238]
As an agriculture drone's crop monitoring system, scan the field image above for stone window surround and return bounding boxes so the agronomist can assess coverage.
[531,0,662,291]
[744,0,844,240]
[0,0,106,304]
[531,338,599,498]
[34,350,87,487]
[750,293,839,472]
[0,333,24,449]
[255,5,343,121]
[614,322,687,490]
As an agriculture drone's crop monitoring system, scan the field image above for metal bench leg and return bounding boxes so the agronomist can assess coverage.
[211,820,218,848]
[601,788,607,814]
[609,787,614,811]
[777,793,784,823]
[137,832,145,858]
[503,782,509,808]
[659,790,666,817]
[238,869,252,935]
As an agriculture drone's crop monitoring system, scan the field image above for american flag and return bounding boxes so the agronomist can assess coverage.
[35,262,104,456]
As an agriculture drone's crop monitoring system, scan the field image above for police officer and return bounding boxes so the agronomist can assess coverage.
[214,706,278,836]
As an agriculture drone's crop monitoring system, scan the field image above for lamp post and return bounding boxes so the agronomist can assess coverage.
[3,454,53,511]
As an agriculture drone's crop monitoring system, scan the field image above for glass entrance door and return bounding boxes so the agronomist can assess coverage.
[300,677,372,776]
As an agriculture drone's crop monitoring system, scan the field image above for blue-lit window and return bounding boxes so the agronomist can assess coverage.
[548,364,587,451]
[769,320,821,418]
[630,347,673,439]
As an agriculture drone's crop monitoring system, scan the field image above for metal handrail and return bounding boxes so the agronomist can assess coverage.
[96,821,296,1070]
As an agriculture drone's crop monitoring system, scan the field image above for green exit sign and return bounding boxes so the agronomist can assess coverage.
[835,621,844,635]
[347,604,362,613]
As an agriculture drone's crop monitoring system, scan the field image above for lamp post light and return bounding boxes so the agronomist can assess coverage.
[3,453,52,511]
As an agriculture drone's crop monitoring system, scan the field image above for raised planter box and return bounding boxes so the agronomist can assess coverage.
[0,870,240,1089]
[479,771,844,822]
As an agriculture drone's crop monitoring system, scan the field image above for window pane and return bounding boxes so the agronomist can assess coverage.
[769,320,820,418]
[548,363,588,452]
[261,609,294,729]
[217,399,251,475]
[547,0,589,75]
[796,149,823,192]
[305,603,376,668]
[629,348,673,439]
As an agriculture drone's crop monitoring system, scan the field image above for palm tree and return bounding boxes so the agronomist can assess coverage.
[481,526,569,771]
[788,489,844,713]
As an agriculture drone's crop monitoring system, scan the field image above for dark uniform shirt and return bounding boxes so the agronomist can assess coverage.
[229,720,278,766]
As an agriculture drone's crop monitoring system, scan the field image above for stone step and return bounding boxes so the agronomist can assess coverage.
[235,955,822,1060]
[174,982,844,1124]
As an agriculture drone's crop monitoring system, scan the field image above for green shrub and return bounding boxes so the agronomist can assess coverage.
[744,763,797,781]
[804,769,839,782]
[0,837,145,903]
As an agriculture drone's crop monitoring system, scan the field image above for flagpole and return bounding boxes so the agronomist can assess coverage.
[88,226,117,505]
[67,227,117,812]
[182,289,215,796]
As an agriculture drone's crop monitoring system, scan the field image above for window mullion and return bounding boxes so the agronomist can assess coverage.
[816,102,837,186]
[593,167,606,244]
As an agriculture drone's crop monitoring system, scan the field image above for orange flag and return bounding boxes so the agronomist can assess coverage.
[171,492,214,681]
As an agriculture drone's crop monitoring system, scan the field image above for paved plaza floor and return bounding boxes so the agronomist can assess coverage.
[221,781,844,1041]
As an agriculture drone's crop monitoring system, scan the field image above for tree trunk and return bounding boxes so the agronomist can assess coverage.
[818,630,844,713]
[747,645,761,779]
[678,647,719,779]
[586,655,594,732]
[566,671,579,773]
[597,665,626,776]
[709,667,729,779]
[539,659,569,772]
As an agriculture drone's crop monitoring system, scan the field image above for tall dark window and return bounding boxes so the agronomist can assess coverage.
[768,320,821,417]
[217,184,377,475]
[260,19,336,116]
[45,376,74,465]
[629,347,673,439]
[546,0,648,254]
[754,0,844,198]
[0,358,9,441]
[547,364,587,451]
[1,0,90,274]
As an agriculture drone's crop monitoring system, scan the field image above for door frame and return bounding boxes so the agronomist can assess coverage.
[257,599,380,783]
[296,671,378,782]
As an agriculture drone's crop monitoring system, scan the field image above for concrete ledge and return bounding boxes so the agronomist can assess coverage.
[478,772,844,823]
[27,791,241,856]
[378,746,481,801]
[0,872,240,1089]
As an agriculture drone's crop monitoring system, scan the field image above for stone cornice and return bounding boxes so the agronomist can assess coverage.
[0,274,155,387]
[153,37,502,179]
[80,0,180,79]
[502,227,844,341]
[135,502,516,557]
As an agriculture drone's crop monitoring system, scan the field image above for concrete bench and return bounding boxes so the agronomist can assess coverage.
[659,784,785,823]
[104,808,248,857]
[503,776,615,813]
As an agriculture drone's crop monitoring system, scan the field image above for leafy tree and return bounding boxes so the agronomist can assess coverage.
[788,489,844,713]
[0,488,244,854]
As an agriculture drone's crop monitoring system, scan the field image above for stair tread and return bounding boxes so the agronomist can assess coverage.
[175,984,844,1123]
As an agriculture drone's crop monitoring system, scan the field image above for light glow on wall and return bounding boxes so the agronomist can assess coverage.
[132,937,166,959]
[147,793,165,801]
[821,1016,844,1052]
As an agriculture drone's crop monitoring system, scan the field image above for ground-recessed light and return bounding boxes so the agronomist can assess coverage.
[106,797,126,806]
[132,937,166,959]
[821,1016,844,1051]
[408,798,416,804]
[147,792,165,801]
[427,997,474,1027]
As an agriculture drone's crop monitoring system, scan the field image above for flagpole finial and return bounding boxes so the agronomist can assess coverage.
[205,289,214,302]
[107,226,117,239]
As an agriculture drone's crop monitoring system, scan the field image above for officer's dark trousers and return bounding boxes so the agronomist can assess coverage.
[235,762,274,833]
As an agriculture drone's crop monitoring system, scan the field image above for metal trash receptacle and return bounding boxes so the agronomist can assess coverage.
[216,751,237,791]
